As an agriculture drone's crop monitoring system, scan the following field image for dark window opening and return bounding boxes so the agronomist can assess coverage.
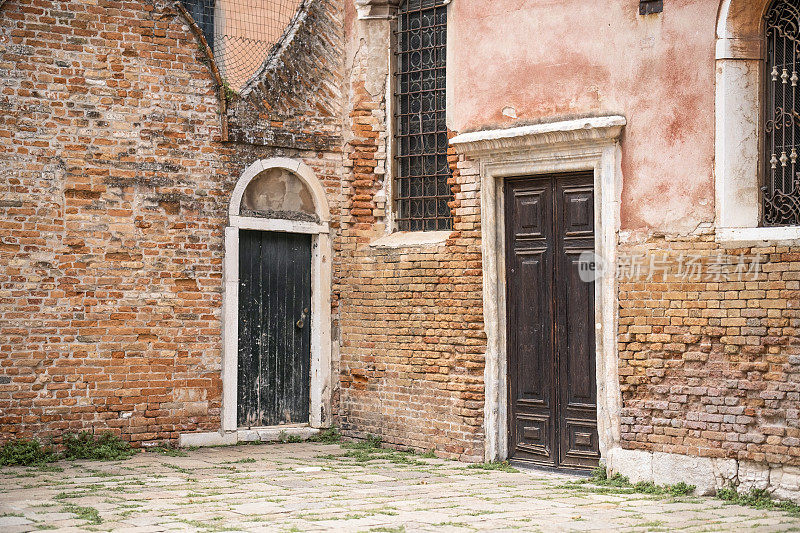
[639,0,663,15]
[394,0,453,232]
[763,0,800,226]
[181,0,215,49]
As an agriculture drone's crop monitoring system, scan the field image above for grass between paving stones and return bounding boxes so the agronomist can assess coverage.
[564,467,695,498]
[147,444,189,457]
[716,487,800,517]
[223,457,256,464]
[1,432,135,466]
[314,432,440,467]
[578,467,800,518]
[466,460,519,473]
[298,507,399,522]
[176,517,230,532]
[60,503,102,525]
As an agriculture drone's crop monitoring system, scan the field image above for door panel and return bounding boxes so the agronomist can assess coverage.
[555,177,598,468]
[506,173,599,470]
[506,178,555,465]
[238,230,312,428]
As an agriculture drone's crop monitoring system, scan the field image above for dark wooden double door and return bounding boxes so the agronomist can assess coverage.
[238,230,312,428]
[506,173,599,470]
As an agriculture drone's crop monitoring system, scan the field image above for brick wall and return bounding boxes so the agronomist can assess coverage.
[333,46,486,458]
[0,0,343,445]
[618,234,800,466]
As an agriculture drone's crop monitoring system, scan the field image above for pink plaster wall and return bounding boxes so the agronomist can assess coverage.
[448,0,720,232]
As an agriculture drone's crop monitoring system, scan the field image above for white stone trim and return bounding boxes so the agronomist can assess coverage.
[355,0,399,19]
[714,53,762,230]
[607,448,800,500]
[179,426,320,447]
[451,116,625,463]
[179,431,238,448]
[221,158,333,436]
[229,216,328,235]
[450,116,627,155]
[716,225,800,246]
[369,230,450,248]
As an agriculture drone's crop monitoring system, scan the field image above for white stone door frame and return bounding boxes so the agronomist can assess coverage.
[450,116,626,463]
[180,158,333,447]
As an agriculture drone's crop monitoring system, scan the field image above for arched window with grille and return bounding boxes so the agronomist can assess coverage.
[764,0,800,226]
[394,0,453,232]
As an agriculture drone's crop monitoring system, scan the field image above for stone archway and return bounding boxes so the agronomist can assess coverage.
[222,158,332,437]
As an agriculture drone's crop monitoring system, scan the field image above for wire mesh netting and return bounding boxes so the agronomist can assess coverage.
[180,0,304,91]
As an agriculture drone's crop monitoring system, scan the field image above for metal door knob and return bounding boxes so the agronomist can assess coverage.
[296,308,309,329]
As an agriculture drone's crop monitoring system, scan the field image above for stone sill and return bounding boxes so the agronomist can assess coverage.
[716,226,800,247]
[237,426,320,443]
[369,230,451,248]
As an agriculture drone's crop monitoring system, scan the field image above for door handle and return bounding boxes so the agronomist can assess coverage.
[296,308,309,329]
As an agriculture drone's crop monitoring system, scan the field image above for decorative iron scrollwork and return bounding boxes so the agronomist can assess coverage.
[764,0,800,226]
[394,0,453,232]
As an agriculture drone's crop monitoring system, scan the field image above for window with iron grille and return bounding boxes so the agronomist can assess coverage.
[394,0,453,232]
[764,0,800,226]
[181,0,215,49]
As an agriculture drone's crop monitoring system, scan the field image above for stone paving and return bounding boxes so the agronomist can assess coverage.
[1,442,799,532]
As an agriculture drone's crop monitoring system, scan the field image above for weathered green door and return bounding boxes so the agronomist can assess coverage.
[237,230,312,427]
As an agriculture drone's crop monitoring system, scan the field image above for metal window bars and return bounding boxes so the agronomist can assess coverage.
[764,0,800,226]
[179,0,304,92]
[394,0,453,232]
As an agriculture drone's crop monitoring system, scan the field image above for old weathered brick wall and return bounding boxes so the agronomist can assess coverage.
[0,0,343,444]
[333,27,486,458]
[618,234,800,466]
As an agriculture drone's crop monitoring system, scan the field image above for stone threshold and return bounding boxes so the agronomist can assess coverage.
[179,426,321,447]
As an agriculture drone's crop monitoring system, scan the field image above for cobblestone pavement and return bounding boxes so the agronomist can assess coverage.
[1,442,799,532]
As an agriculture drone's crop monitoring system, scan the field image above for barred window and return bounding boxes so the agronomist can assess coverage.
[764,0,800,226]
[394,0,453,232]
[181,0,215,48]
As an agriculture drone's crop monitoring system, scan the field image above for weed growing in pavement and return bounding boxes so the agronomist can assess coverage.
[0,439,56,466]
[308,427,342,444]
[716,487,800,517]
[466,461,519,473]
[564,467,694,498]
[61,504,102,525]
